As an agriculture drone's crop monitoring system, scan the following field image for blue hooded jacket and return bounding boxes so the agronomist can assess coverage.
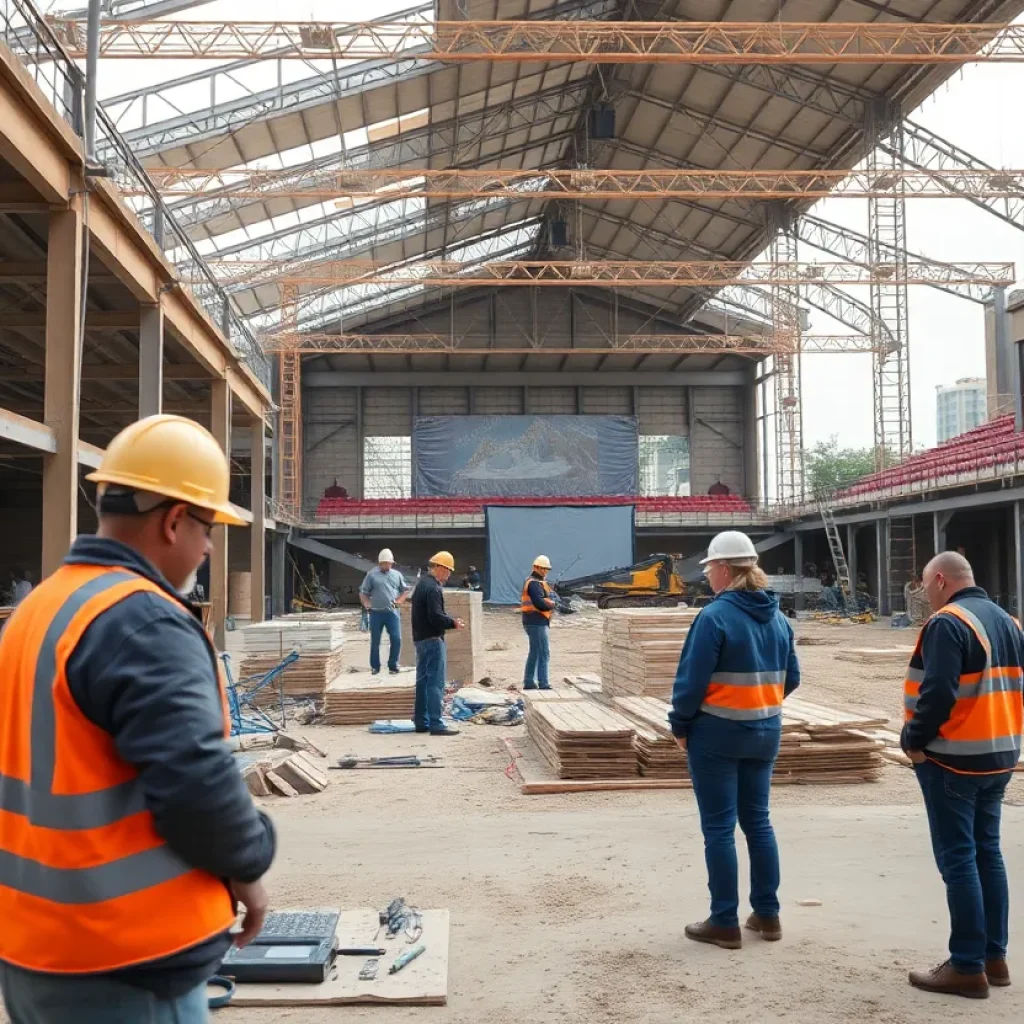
[669,589,800,738]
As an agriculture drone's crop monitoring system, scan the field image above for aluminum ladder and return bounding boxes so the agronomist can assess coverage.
[820,506,858,616]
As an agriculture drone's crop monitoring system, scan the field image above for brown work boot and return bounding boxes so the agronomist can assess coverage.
[986,959,1011,987]
[745,913,782,941]
[909,960,989,999]
[684,919,742,950]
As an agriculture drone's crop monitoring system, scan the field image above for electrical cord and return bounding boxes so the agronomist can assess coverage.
[206,975,235,1010]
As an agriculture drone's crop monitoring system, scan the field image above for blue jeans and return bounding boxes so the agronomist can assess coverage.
[0,963,207,1023]
[414,638,447,731]
[368,609,401,672]
[523,623,551,689]
[686,713,782,928]
[914,759,1011,973]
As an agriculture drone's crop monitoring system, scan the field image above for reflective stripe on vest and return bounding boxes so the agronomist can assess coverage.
[700,669,786,721]
[0,565,236,972]
[902,602,1024,758]
[521,577,552,620]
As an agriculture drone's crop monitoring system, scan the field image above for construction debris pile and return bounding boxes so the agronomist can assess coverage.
[600,609,698,699]
[235,618,346,704]
[400,589,484,684]
[324,670,416,725]
[234,733,331,798]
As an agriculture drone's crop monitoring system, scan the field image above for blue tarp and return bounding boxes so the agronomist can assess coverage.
[415,415,638,497]
[485,504,635,605]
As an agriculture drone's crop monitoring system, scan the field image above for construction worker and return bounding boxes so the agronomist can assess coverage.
[903,551,1023,999]
[521,555,556,690]
[410,552,465,736]
[0,415,276,1024]
[359,548,410,675]
[669,530,800,951]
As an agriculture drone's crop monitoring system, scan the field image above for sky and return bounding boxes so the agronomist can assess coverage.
[60,0,1024,453]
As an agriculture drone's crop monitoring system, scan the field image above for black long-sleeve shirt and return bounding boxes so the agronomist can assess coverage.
[411,573,456,641]
[60,536,276,996]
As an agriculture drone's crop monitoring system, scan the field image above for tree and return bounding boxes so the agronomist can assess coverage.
[804,436,878,497]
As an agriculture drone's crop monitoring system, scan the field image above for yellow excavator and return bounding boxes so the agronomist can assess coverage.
[553,554,688,609]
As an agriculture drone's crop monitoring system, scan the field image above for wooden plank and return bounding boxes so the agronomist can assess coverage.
[228,909,449,1007]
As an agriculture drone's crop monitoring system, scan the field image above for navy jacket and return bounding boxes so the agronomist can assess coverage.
[58,537,275,996]
[411,573,456,641]
[522,572,555,627]
[669,589,800,738]
[901,585,1024,774]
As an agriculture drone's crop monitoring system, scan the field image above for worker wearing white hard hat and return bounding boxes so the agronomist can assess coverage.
[670,530,801,951]
[358,547,410,675]
[521,555,556,690]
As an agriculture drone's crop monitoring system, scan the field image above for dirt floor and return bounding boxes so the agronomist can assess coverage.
[5,608,1023,1023]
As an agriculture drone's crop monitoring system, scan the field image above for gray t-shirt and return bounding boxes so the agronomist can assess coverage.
[360,567,409,611]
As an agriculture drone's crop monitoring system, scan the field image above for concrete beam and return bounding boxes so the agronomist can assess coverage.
[41,201,83,576]
[0,363,211,383]
[0,311,143,330]
[138,304,164,416]
[0,408,104,468]
[209,378,230,646]
[250,414,266,622]
[304,371,748,388]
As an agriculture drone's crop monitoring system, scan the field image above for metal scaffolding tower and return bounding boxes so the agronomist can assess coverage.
[867,101,912,468]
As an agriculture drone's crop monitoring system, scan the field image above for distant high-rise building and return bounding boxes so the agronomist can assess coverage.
[936,378,987,443]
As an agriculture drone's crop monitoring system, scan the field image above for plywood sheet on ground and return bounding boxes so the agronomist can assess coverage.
[324,671,416,724]
[227,909,449,1007]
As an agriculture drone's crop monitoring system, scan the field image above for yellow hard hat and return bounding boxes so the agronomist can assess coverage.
[86,415,245,526]
[429,551,456,571]
[533,555,552,569]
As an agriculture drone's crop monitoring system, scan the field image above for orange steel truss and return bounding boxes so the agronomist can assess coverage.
[49,20,1024,63]
[261,332,879,355]
[139,166,1024,201]
[200,259,1014,288]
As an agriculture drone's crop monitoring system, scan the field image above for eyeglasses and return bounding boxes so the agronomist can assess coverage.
[185,509,216,537]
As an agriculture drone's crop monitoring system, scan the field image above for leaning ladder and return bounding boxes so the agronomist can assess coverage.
[820,506,858,615]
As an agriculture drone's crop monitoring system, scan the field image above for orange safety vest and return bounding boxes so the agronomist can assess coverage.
[0,564,236,974]
[701,670,785,722]
[521,576,553,620]
[904,602,1024,764]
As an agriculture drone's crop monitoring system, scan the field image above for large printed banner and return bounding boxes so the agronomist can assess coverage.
[414,415,639,497]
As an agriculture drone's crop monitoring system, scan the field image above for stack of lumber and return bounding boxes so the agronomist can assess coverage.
[235,619,346,703]
[399,589,484,684]
[613,695,689,778]
[834,647,913,665]
[238,750,330,798]
[600,609,698,699]
[525,698,638,779]
[323,671,416,725]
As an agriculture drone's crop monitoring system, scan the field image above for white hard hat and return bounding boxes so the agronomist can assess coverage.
[533,555,552,569]
[700,531,758,565]
[378,548,394,563]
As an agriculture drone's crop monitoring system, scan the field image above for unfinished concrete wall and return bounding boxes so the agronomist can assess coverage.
[689,386,745,495]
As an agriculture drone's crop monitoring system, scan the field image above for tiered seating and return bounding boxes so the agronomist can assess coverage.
[840,415,1024,500]
[314,494,752,518]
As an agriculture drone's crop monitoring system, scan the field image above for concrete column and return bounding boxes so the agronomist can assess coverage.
[1015,501,1024,617]
[846,524,858,588]
[876,518,891,616]
[743,372,759,502]
[138,302,164,417]
[994,286,1012,411]
[209,378,230,647]
[42,199,84,577]
[355,385,364,499]
[271,531,287,617]
[250,415,266,622]
[793,532,804,612]
[933,510,953,554]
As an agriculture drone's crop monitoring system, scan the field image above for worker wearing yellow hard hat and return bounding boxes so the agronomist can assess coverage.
[0,415,275,1020]
[409,551,464,735]
[521,554,556,690]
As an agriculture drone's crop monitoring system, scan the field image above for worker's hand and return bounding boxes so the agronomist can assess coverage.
[454,618,466,630]
[675,736,687,752]
[231,879,269,947]
[906,749,926,765]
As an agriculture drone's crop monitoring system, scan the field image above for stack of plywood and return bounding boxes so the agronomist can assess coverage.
[600,609,698,699]
[613,695,689,779]
[235,618,346,703]
[834,647,914,666]
[525,698,638,779]
[399,588,484,685]
[323,671,416,725]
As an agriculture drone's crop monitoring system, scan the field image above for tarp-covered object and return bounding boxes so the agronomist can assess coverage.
[485,504,635,605]
[415,415,638,497]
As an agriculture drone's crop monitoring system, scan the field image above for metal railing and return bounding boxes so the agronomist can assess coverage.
[0,0,272,391]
